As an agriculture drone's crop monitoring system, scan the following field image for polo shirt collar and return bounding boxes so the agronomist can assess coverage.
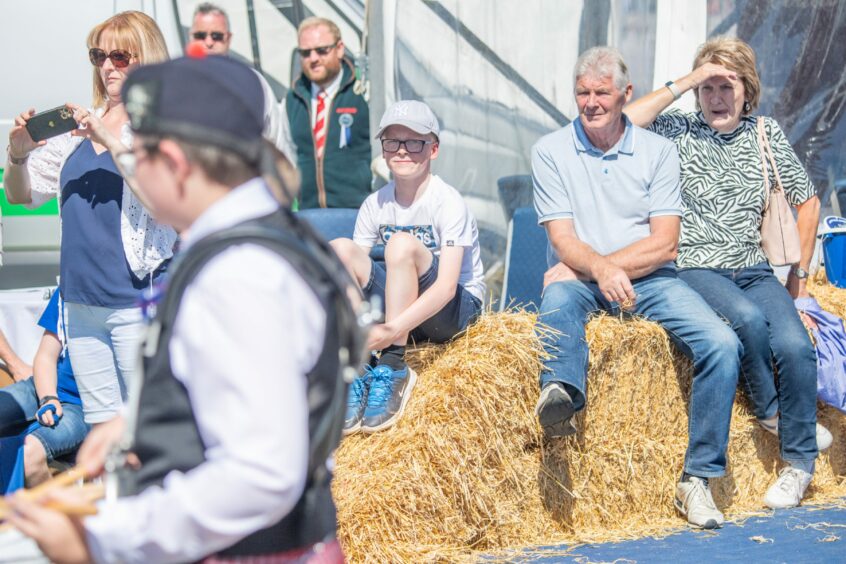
[573,114,635,156]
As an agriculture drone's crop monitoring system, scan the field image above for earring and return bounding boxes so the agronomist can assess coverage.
[743,100,752,113]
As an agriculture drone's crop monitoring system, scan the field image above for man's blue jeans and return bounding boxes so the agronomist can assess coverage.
[539,269,742,478]
[678,263,818,465]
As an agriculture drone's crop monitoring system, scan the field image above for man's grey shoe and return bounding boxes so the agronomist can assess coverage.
[535,382,577,438]
[675,476,724,529]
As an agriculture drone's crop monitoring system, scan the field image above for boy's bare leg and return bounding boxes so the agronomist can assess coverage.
[383,232,433,346]
[23,435,51,487]
[329,238,374,308]
[329,238,372,287]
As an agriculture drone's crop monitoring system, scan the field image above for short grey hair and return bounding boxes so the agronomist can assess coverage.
[573,46,630,91]
[193,2,230,31]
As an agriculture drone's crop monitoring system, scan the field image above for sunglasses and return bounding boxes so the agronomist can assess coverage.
[192,31,228,42]
[381,139,434,154]
[88,48,135,68]
[297,43,337,58]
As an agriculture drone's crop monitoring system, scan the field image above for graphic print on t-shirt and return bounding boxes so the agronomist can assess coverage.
[379,224,437,249]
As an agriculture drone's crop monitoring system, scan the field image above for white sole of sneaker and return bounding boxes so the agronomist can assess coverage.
[342,421,362,436]
[673,498,721,530]
[360,368,418,433]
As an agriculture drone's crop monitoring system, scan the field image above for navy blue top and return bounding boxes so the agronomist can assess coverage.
[59,140,155,308]
[37,291,80,405]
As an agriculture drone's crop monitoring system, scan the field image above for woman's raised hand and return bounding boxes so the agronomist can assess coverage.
[67,102,117,149]
[8,108,45,159]
[688,62,738,90]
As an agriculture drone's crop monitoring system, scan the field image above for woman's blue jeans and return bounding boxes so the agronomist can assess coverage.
[678,263,818,465]
[538,270,742,478]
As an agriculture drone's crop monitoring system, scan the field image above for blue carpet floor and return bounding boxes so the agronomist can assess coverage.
[503,503,846,563]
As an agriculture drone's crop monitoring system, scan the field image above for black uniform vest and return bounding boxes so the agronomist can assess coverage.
[119,207,361,557]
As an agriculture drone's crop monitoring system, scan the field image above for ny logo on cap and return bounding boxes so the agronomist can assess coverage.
[393,103,409,117]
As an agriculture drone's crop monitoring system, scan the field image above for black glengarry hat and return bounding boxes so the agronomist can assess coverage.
[122,55,265,162]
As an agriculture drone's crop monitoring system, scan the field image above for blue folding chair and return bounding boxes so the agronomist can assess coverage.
[497,174,534,224]
[296,207,386,261]
[296,208,359,241]
[499,207,549,312]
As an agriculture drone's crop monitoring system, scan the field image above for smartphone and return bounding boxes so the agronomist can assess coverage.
[25,106,78,142]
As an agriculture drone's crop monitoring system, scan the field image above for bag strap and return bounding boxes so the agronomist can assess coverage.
[757,118,786,209]
[756,118,771,210]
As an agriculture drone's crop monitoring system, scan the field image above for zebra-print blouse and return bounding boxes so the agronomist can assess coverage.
[648,110,814,270]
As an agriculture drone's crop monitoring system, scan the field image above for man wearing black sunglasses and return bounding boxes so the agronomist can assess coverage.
[285,17,372,209]
[189,2,232,55]
[188,3,295,164]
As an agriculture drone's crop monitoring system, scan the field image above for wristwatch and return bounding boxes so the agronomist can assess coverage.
[792,266,809,279]
[6,145,29,166]
[665,81,682,101]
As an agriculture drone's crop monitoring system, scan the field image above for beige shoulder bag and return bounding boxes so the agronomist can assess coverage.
[757,118,801,266]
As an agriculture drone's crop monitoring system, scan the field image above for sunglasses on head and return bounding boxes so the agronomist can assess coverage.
[192,31,227,42]
[88,48,135,68]
[297,43,337,58]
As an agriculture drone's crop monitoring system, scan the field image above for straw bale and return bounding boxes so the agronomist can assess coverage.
[334,286,846,563]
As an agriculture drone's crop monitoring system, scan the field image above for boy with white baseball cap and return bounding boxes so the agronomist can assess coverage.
[331,100,485,433]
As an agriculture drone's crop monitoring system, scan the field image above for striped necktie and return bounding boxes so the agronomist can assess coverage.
[313,90,328,158]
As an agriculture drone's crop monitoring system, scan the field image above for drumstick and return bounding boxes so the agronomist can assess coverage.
[0,498,99,521]
[0,468,101,521]
[19,466,88,500]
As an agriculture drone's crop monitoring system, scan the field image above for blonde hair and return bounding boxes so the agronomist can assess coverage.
[297,16,342,44]
[87,11,169,108]
[692,36,761,115]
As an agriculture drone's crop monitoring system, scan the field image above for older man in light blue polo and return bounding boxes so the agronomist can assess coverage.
[531,46,742,530]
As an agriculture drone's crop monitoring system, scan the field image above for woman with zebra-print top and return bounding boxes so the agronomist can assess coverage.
[626,36,830,511]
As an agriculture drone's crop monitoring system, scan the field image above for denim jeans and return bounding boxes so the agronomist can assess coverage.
[0,378,90,461]
[678,263,818,464]
[539,269,741,477]
[65,302,146,424]
[365,254,483,344]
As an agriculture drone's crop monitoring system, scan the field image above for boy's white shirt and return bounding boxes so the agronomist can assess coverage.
[353,174,486,301]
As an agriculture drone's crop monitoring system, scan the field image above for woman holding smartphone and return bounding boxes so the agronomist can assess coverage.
[4,11,176,426]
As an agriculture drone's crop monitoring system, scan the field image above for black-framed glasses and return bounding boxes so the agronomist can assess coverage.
[89,48,136,68]
[192,31,228,42]
[381,139,434,154]
[297,43,337,58]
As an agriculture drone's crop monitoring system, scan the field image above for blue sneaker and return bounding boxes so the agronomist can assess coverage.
[360,364,417,433]
[343,375,369,435]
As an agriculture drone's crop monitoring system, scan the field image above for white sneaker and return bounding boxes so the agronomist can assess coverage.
[675,477,725,529]
[758,416,833,451]
[764,466,812,509]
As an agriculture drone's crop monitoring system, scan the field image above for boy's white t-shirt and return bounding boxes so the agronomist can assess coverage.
[353,174,486,301]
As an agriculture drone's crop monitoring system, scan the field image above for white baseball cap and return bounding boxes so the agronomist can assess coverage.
[374,100,440,139]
